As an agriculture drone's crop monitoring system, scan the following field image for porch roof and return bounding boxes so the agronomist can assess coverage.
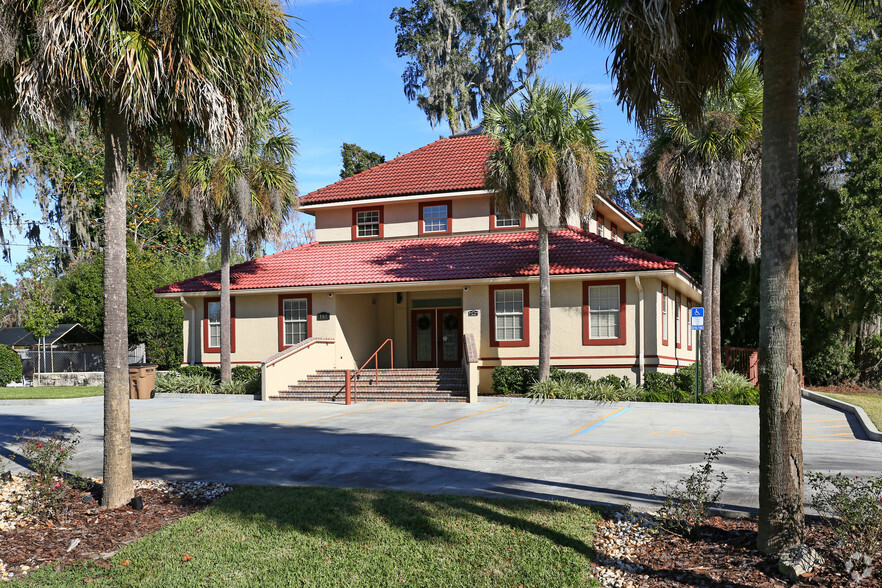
[155,227,679,295]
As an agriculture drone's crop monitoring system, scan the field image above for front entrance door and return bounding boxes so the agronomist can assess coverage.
[411,308,461,368]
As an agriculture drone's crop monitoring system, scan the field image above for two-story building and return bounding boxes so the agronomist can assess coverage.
[155,131,700,402]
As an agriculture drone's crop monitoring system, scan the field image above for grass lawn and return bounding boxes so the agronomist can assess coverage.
[825,392,882,430]
[23,486,601,587]
[0,386,102,400]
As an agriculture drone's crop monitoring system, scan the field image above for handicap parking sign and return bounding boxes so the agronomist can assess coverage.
[691,307,704,330]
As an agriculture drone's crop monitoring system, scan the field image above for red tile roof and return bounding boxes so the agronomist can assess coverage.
[300,134,496,205]
[155,228,680,294]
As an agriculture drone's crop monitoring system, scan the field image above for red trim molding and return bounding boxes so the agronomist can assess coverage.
[203,297,236,354]
[278,293,313,352]
[351,205,384,241]
[419,200,452,235]
[489,283,530,348]
[489,199,526,230]
[582,279,627,346]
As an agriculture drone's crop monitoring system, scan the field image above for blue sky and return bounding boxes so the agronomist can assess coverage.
[0,0,640,279]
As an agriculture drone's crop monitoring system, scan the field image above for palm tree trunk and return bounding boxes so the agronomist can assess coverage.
[713,256,723,375]
[757,0,806,555]
[702,207,714,395]
[538,219,551,382]
[101,105,134,509]
[220,225,232,383]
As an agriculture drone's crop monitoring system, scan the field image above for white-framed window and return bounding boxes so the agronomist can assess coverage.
[596,213,605,237]
[675,292,681,347]
[422,204,449,233]
[687,301,693,349]
[356,209,380,238]
[207,301,221,349]
[589,285,620,339]
[494,288,524,341]
[283,298,308,346]
[494,202,521,227]
[662,285,669,344]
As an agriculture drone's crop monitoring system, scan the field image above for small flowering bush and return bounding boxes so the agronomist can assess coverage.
[807,472,882,582]
[16,427,81,520]
[652,447,728,538]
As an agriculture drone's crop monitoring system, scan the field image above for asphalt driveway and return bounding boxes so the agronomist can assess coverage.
[1,395,879,512]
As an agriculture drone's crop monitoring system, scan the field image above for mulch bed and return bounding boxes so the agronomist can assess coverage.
[593,512,881,587]
[813,383,882,397]
[0,482,211,580]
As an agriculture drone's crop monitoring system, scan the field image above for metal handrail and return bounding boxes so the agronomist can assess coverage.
[346,339,393,404]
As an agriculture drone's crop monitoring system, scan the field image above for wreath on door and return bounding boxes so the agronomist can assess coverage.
[417,315,431,330]
[443,314,458,330]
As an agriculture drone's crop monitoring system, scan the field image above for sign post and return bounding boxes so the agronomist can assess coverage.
[691,308,705,402]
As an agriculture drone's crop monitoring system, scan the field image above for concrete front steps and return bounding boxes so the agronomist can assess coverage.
[275,368,468,403]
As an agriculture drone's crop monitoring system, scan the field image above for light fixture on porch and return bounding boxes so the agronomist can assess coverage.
[328,292,334,298]
[396,292,403,304]
[463,286,469,292]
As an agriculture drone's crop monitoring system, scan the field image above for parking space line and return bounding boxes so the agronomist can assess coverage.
[804,419,847,423]
[571,407,631,435]
[804,432,856,438]
[804,424,851,431]
[428,404,507,428]
[132,398,238,414]
[805,437,865,443]
[219,403,319,421]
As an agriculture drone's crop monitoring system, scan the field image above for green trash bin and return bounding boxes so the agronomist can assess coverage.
[128,364,158,400]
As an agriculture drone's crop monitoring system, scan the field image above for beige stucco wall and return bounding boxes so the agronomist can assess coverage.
[178,272,701,397]
[262,340,336,400]
[311,195,640,245]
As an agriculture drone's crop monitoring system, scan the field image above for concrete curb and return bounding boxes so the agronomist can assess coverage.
[802,388,882,442]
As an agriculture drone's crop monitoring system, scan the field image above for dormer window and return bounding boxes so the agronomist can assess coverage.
[490,199,526,230]
[419,200,452,234]
[352,206,384,240]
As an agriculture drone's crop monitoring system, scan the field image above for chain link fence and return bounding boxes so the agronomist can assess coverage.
[18,344,147,377]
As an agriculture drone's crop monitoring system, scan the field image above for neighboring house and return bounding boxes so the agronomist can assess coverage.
[156,132,700,402]
[0,323,103,375]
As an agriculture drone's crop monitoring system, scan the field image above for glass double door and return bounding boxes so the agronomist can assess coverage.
[411,308,461,368]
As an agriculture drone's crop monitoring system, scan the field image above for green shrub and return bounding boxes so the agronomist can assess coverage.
[674,364,699,393]
[17,427,81,520]
[643,371,677,395]
[804,333,856,386]
[158,372,217,394]
[154,372,184,394]
[596,374,629,390]
[0,345,22,386]
[730,387,760,405]
[653,447,728,538]
[712,369,754,396]
[559,371,592,387]
[526,379,557,400]
[806,472,882,581]
[491,366,526,395]
[218,380,248,394]
[232,365,259,383]
[173,365,221,382]
[491,365,568,395]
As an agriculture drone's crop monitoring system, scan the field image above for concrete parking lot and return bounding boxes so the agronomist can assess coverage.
[1,395,879,512]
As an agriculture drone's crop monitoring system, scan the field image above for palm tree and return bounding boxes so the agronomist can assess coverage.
[164,99,298,383]
[644,61,762,395]
[567,0,812,553]
[484,80,606,382]
[0,0,296,508]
